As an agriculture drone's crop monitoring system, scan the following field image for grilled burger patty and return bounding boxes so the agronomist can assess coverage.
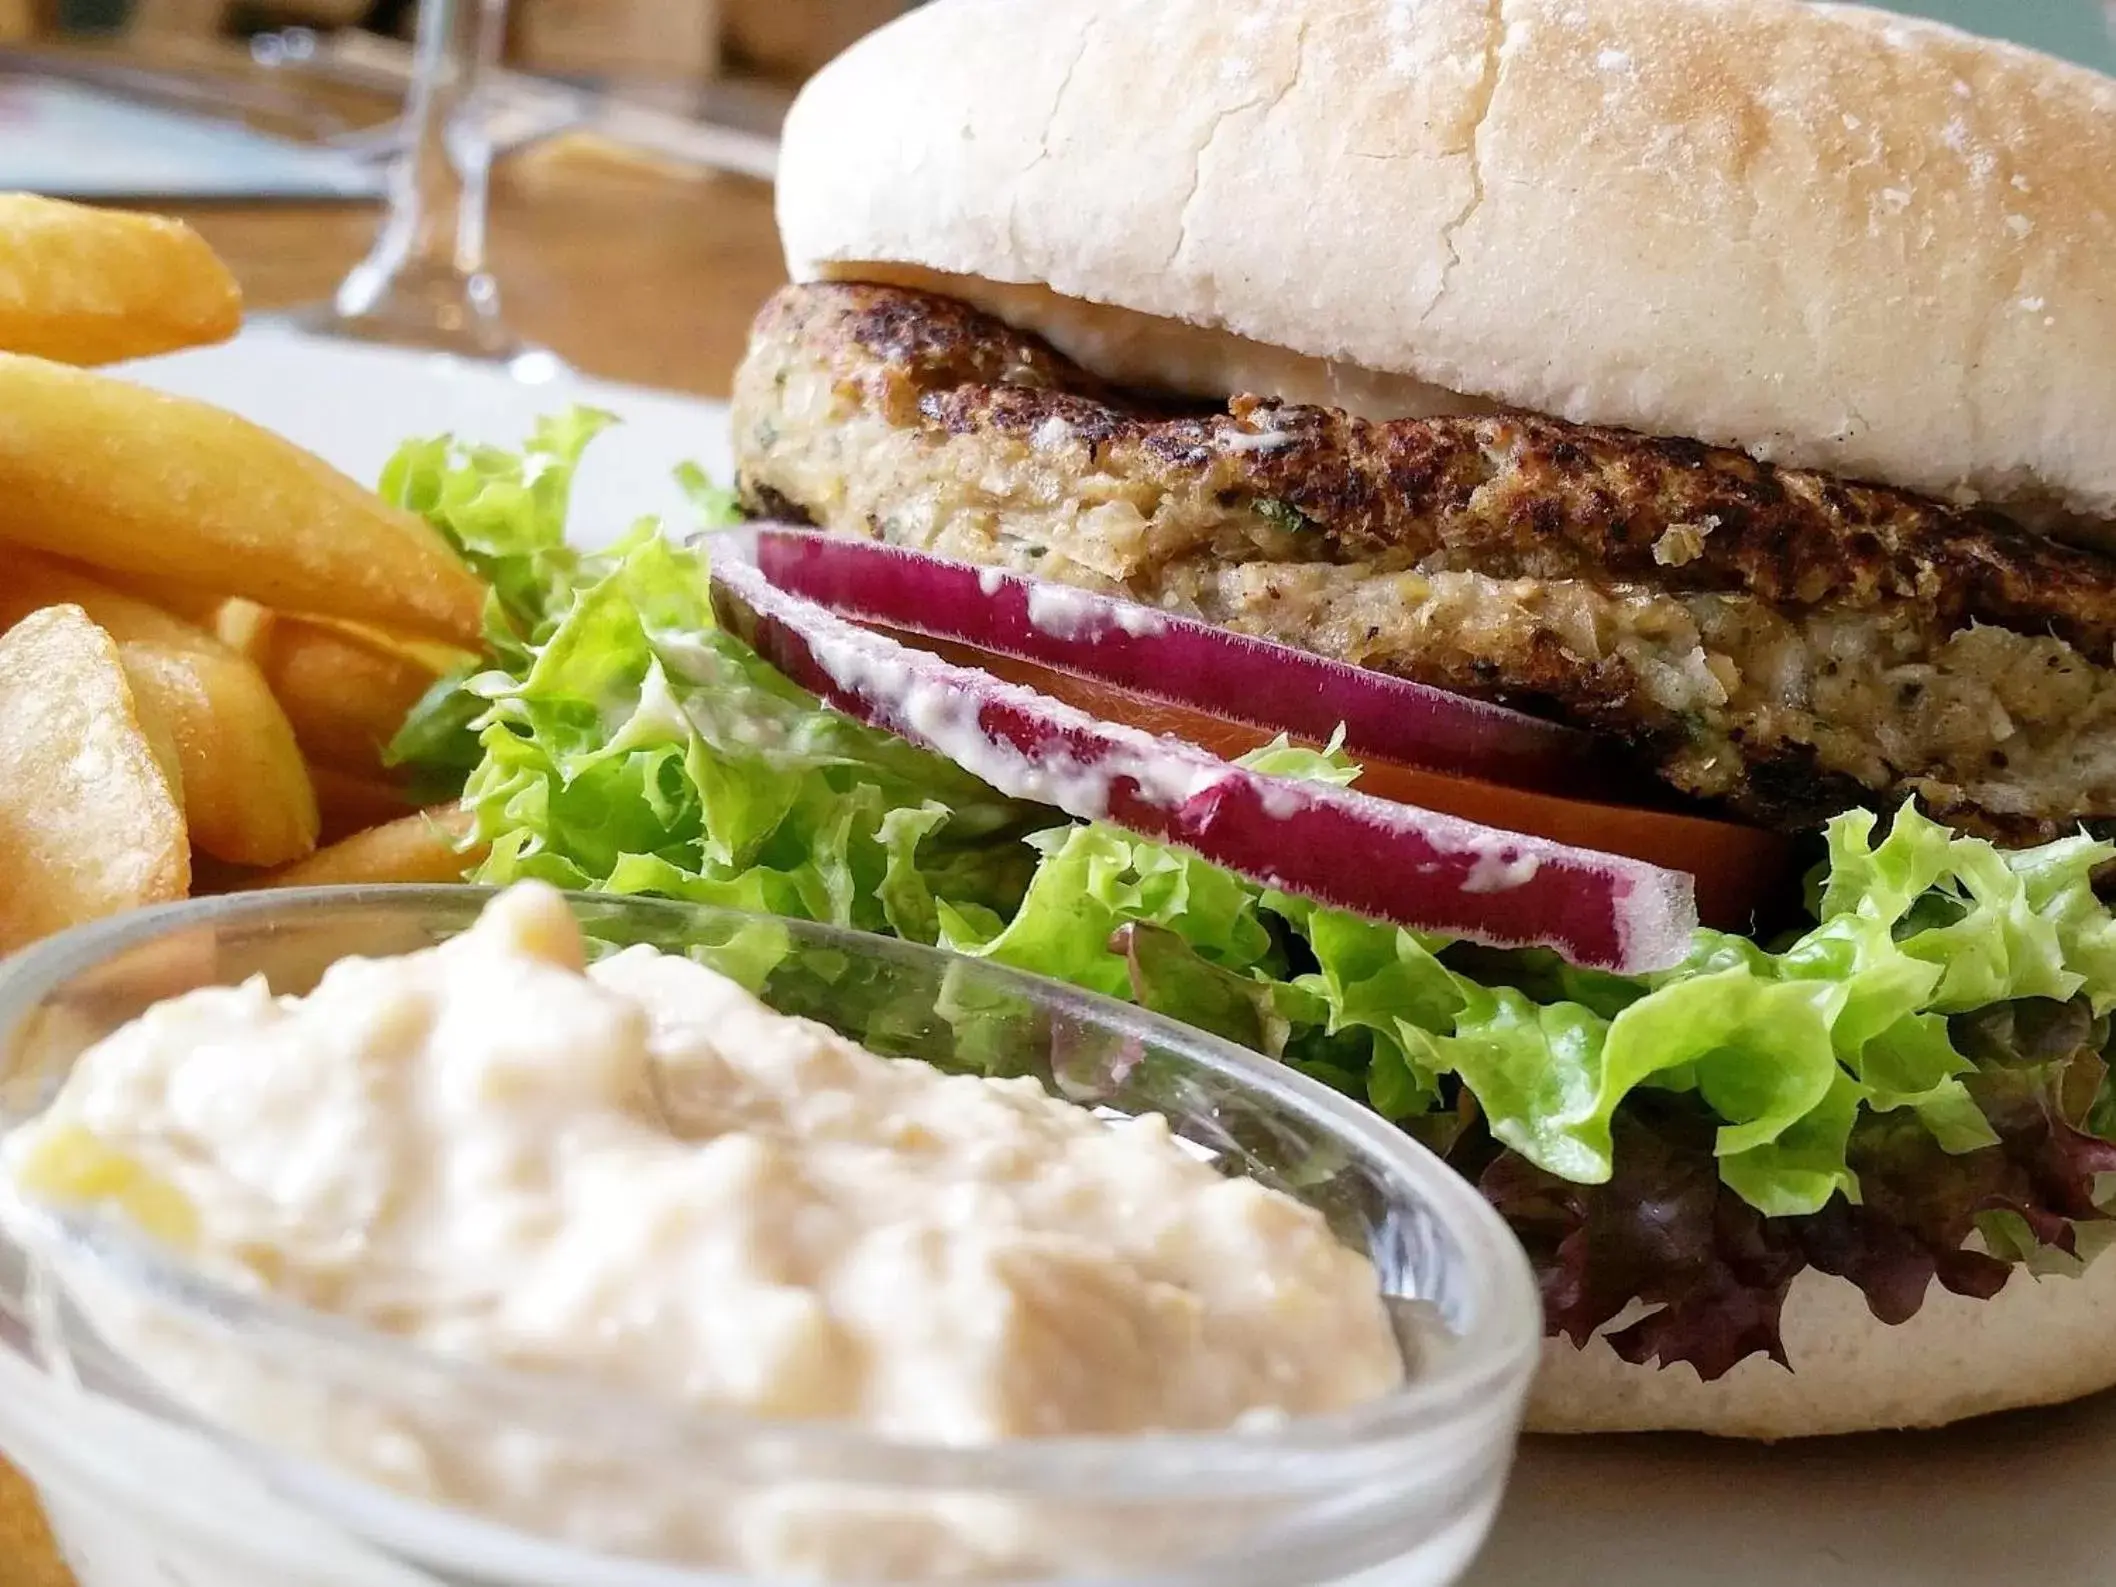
[732,282,2116,842]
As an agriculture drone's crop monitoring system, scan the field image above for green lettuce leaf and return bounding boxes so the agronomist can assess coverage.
[389,413,2116,1249]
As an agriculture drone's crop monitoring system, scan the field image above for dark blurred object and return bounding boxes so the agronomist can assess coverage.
[55,0,379,35]
[54,0,124,28]
[722,0,907,82]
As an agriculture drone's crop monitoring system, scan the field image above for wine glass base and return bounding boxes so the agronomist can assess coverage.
[271,289,570,386]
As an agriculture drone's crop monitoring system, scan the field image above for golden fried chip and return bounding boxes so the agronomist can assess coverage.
[90,568,222,627]
[211,601,445,776]
[102,572,481,679]
[0,194,241,366]
[0,552,201,648]
[119,644,320,868]
[0,606,188,953]
[260,807,483,889]
[0,1458,70,1587]
[0,358,486,645]
[0,555,318,867]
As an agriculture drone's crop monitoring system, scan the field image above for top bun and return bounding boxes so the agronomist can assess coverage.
[776,0,2116,539]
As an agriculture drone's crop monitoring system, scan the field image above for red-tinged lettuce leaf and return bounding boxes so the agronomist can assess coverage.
[1473,1094,1807,1378]
[1474,996,2116,1379]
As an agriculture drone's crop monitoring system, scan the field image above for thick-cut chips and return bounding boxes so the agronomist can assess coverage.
[0,555,318,868]
[117,644,319,869]
[0,606,188,954]
[0,357,486,645]
[211,602,445,775]
[0,194,241,366]
[93,585,467,778]
[260,807,483,889]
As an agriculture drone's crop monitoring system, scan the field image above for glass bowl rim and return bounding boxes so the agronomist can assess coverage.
[0,883,1542,1498]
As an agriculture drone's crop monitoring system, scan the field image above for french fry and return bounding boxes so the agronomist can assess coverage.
[101,572,478,681]
[309,762,417,844]
[0,357,487,646]
[120,644,320,868]
[89,568,222,628]
[0,553,319,867]
[130,679,187,817]
[259,807,485,889]
[0,606,188,953]
[213,602,445,776]
[0,550,203,649]
[327,619,478,679]
[0,194,241,366]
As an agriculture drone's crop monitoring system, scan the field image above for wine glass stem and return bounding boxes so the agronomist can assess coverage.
[338,0,507,327]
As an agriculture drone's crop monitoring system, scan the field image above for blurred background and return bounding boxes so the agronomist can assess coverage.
[0,0,2107,398]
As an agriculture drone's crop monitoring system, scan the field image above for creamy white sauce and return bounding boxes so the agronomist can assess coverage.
[1022,581,1170,642]
[1460,849,1543,895]
[1115,603,1172,637]
[1254,780,1312,821]
[725,559,1692,970]
[804,621,1218,819]
[1219,427,1296,456]
[5,886,1405,1579]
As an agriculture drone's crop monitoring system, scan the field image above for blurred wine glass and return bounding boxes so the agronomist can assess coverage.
[284,0,562,381]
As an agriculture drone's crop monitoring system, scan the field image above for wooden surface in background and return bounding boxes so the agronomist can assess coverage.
[0,1464,67,1586]
[723,0,906,79]
[17,37,789,395]
[169,148,786,397]
[516,0,722,83]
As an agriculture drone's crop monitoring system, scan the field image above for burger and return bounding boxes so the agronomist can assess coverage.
[400,0,2116,1439]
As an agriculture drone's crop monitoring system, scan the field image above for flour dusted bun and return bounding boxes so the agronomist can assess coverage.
[1530,1256,2116,1439]
[773,0,2116,1442]
[777,0,2116,539]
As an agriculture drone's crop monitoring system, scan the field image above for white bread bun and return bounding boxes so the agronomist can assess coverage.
[777,0,2116,1438]
[1531,1255,2116,1439]
[777,0,2116,540]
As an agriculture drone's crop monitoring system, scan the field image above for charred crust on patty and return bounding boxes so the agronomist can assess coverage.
[757,283,2116,651]
[735,480,815,527]
[1738,744,1893,835]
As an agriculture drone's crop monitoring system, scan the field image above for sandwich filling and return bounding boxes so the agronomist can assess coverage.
[733,282,2116,846]
[387,387,2116,1386]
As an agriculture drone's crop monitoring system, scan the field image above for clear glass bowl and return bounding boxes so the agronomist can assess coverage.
[0,886,1540,1587]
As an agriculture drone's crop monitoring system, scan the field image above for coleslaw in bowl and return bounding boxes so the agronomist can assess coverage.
[0,884,1540,1587]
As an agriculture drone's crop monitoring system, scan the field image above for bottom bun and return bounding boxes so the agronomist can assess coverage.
[1530,1255,2116,1439]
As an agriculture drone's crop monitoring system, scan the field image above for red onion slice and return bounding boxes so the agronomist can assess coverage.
[705,536,1697,973]
[739,525,1613,796]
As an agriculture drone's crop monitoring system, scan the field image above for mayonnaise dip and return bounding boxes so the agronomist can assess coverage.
[4,885,1406,1576]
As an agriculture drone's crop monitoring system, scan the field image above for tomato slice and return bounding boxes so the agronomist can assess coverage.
[878,627,1789,933]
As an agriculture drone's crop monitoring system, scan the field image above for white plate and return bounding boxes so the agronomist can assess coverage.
[128,325,736,548]
[117,331,2116,1587]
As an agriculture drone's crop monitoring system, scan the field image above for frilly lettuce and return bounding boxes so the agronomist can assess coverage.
[388,415,2116,1375]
